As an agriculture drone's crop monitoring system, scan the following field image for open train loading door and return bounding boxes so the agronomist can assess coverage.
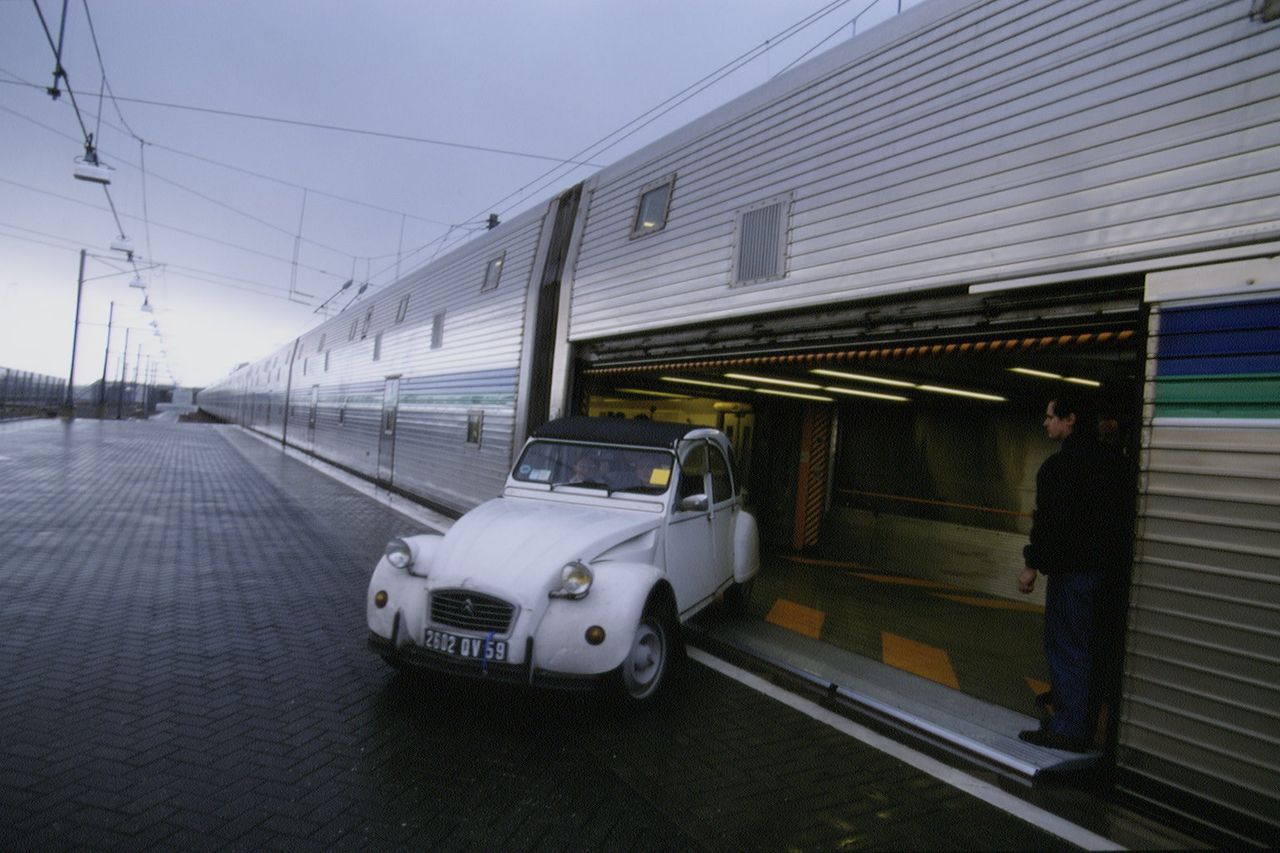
[571,279,1146,723]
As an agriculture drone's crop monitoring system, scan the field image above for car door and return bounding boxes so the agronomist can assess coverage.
[706,441,737,583]
[663,439,721,616]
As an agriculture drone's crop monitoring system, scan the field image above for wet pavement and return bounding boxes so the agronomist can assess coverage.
[0,419,1095,850]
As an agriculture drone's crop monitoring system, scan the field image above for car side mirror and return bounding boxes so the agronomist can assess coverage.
[678,494,709,513]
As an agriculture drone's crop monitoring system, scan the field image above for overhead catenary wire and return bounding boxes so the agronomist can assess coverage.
[2,90,467,283]
[9,0,858,280]
[26,2,159,342]
[0,101,368,269]
[773,0,882,77]
[9,0,885,330]
[29,0,92,144]
[434,0,865,263]
[342,1,865,297]
[0,68,455,229]
[0,77,607,168]
[0,176,351,282]
[79,0,142,142]
[0,223,322,304]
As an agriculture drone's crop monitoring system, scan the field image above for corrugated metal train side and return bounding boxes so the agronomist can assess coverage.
[199,201,552,514]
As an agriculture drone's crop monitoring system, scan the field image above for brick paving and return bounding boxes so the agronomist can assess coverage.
[0,420,1074,851]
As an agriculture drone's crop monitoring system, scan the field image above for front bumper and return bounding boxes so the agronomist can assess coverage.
[368,631,605,691]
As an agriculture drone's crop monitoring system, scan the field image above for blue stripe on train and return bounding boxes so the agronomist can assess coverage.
[1157,298,1280,377]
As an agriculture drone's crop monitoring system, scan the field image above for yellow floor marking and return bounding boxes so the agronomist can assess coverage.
[765,598,826,639]
[930,592,1045,613]
[881,632,960,689]
[849,572,964,591]
[1026,676,1050,697]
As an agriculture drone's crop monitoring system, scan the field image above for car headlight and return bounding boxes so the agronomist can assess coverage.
[551,560,593,599]
[384,537,414,570]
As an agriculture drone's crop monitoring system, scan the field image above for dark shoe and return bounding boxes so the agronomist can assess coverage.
[1018,728,1091,753]
[1034,691,1056,729]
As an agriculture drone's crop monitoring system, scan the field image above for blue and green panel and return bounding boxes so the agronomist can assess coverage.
[1154,297,1280,419]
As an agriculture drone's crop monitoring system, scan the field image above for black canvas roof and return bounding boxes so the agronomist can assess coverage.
[530,416,703,449]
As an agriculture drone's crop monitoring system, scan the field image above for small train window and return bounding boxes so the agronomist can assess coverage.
[396,295,410,323]
[360,306,374,340]
[481,253,505,292]
[466,411,483,446]
[631,174,675,238]
[373,332,383,362]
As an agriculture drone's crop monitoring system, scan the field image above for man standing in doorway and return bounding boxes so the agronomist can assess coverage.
[1017,392,1128,752]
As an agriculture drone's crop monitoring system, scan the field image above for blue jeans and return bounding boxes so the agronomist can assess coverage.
[1044,571,1105,741]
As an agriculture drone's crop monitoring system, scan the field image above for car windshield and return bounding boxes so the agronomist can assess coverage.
[511,440,675,495]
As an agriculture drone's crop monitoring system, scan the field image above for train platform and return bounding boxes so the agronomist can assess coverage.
[0,418,1196,851]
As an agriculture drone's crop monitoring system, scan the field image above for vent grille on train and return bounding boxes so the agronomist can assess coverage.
[733,194,791,286]
[430,590,516,633]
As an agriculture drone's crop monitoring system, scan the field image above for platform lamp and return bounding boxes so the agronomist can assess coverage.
[72,138,112,186]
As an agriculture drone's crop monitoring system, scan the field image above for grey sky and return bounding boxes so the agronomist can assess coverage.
[1,0,908,387]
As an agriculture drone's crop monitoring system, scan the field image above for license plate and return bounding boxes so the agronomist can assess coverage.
[423,628,508,662]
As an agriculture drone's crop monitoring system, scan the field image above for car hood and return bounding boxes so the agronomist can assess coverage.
[429,496,661,598]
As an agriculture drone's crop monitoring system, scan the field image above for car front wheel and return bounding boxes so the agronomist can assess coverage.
[617,608,676,702]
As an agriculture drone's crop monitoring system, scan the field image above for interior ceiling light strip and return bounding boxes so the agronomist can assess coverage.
[811,369,914,388]
[581,329,1134,377]
[615,388,690,399]
[1009,367,1062,380]
[916,385,1006,402]
[725,373,821,389]
[660,376,751,391]
[753,388,834,402]
[823,386,910,402]
[1008,367,1101,387]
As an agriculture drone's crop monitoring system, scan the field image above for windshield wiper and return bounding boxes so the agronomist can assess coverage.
[550,479,613,494]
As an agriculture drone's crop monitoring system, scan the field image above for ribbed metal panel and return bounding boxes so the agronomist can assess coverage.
[569,0,1280,340]
[1119,293,1280,842]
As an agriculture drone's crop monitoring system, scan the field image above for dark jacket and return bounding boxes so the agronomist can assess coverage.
[1023,432,1130,575]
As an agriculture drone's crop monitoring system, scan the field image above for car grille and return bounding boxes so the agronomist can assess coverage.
[430,590,516,634]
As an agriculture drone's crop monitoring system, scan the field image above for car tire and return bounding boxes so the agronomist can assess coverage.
[616,603,679,702]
